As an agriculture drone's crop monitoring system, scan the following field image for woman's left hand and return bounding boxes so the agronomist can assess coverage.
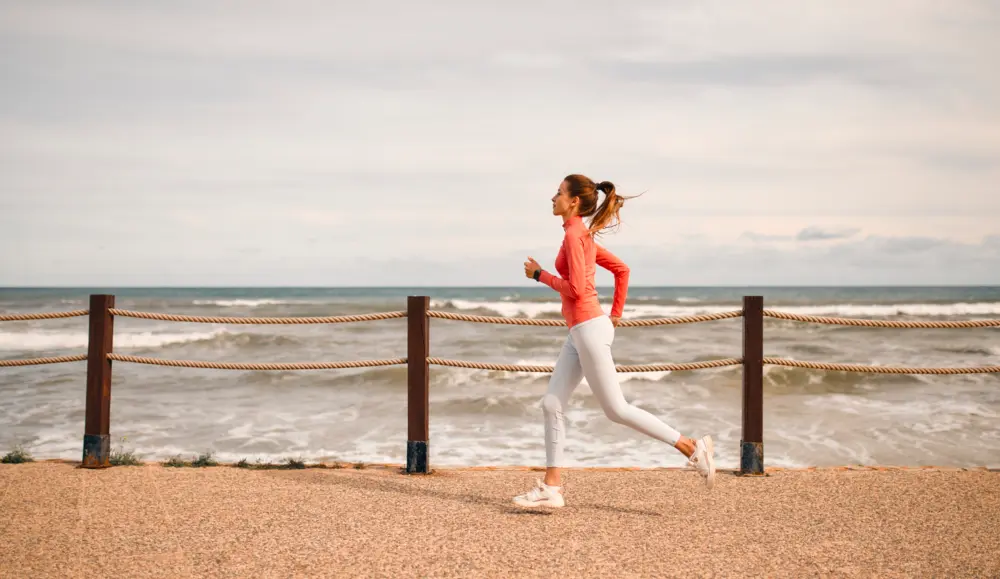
[610,316,621,327]
[524,257,541,279]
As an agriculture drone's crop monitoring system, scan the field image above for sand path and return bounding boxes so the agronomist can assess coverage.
[1,462,998,578]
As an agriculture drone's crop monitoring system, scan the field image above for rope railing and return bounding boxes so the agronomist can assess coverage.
[427,309,743,326]
[5,294,999,475]
[427,357,743,373]
[763,310,1000,328]
[107,353,407,371]
[0,354,88,367]
[764,357,1000,375]
[6,352,995,374]
[107,309,407,324]
[0,310,89,321]
[4,307,996,328]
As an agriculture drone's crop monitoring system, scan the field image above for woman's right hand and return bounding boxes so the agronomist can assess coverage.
[523,257,541,279]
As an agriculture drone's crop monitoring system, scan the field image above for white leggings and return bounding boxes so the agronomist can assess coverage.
[542,314,682,467]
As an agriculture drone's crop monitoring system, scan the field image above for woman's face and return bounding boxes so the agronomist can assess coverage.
[551,180,576,217]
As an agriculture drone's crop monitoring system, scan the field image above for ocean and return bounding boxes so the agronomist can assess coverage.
[2,286,998,470]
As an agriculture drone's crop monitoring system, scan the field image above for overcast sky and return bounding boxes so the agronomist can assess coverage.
[2,1,998,286]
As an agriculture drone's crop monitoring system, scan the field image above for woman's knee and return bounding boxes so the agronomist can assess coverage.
[541,393,563,416]
[602,399,632,424]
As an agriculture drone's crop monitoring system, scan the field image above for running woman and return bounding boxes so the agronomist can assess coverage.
[514,174,716,509]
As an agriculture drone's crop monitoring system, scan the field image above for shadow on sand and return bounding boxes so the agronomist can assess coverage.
[269,469,663,517]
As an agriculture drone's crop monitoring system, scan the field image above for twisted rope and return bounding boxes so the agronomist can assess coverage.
[426,357,743,373]
[107,309,407,324]
[763,357,1000,374]
[763,310,1000,328]
[0,310,89,321]
[107,353,407,371]
[0,354,88,367]
[428,312,564,326]
[427,310,743,326]
[618,311,743,326]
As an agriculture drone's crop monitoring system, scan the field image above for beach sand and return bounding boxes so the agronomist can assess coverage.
[1,461,998,578]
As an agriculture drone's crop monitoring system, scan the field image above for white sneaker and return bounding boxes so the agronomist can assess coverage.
[513,478,565,508]
[687,435,716,489]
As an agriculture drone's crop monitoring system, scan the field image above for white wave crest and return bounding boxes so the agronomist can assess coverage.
[431,299,1000,319]
[777,302,1000,317]
[0,328,230,351]
[505,359,674,384]
[192,299,292,307]
[436,299,742,318]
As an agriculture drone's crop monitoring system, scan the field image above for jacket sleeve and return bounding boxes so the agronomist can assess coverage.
[595,244,630,318]
[538,234,587,300]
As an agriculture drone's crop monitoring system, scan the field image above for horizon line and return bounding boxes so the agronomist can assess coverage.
[2,284,999,290]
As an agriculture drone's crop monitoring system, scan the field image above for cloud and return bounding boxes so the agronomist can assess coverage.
[740,227,861,243]
[615,234,1000,286]
[1,1,998,285]
[796,227,861,241]
[376,234,1000,286]
[739,231,793,243]
[5,233,995,286]
[860,236,947,254]
[604,54,923,88]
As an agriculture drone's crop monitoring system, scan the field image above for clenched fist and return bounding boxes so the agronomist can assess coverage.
[524,257,541,280]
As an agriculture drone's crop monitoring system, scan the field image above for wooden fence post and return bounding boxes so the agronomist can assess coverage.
[82,294,115,468]
[741,295,764,475]
[406,296,430,473]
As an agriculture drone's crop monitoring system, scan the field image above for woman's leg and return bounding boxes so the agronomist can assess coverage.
[513,334,583,508]
[573,316,716,487]
[541,334,585,486]
[573,316,682,445]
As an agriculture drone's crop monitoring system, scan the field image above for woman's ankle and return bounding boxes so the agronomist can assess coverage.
[675,436,696,458]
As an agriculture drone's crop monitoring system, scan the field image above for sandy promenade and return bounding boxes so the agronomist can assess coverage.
[1,461,998,578]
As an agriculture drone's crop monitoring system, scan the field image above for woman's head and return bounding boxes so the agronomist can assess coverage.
[551,174,636,236]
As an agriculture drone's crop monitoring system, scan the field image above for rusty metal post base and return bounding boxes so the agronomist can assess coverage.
[82,433,110,468]
[406,441,428,474]
[739,440,764,476]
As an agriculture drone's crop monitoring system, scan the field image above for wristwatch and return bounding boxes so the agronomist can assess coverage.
[533,269,541,281]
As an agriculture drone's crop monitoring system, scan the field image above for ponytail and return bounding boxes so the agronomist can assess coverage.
[588,181,625,236]
[562,174,643,236]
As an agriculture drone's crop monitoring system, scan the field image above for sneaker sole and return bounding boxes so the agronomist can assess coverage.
[513,499,564,509]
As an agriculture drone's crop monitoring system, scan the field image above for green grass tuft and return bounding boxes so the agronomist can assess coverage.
[193,456,368,470]
[109,437,142,466]
[163,455,187,467]
[109,448,143,466]
[284,457,306,469]
[2,445,34,464]
[191,452,218,467]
